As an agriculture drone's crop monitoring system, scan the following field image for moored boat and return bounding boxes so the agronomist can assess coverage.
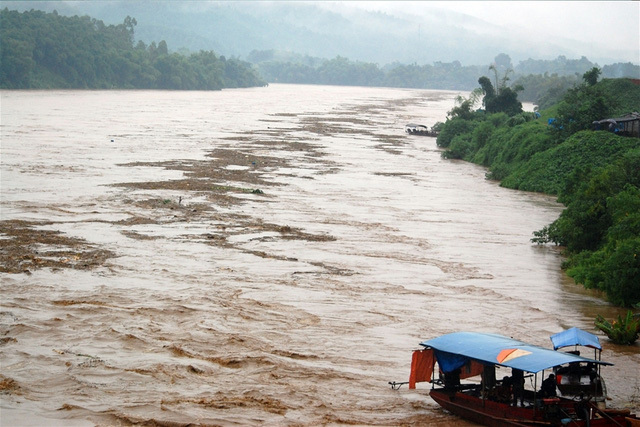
[405,123,438,136]
[400,332,638,426]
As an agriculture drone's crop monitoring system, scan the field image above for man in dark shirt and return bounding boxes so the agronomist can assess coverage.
[540,373,557,398]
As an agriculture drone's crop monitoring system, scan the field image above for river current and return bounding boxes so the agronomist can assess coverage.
[1,85,638,426]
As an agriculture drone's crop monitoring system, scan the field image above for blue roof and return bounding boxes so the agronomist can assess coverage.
[550,327,601,350]
[420,332,611,374]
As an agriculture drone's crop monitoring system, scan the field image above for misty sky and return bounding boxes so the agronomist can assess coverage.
[341,1,640,64]
[4,0,638,65]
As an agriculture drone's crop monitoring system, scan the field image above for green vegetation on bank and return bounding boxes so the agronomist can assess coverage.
[595,310,640,345]
[436,69,640,307]
[0,9,266,89]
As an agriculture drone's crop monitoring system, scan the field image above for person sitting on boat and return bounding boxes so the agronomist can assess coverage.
[540,374,557,398]
[496,376,513,403]
[586,363,598,382]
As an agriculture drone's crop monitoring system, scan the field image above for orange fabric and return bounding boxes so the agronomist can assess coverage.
[497,348,532,363]
[497,348,516,363]
[409,349,434,389]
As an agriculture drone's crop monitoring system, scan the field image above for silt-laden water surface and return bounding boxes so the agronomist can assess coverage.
[1,85,638,426]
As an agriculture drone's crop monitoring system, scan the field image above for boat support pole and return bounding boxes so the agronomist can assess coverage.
[431,357,436,390]
[533,372,538,418]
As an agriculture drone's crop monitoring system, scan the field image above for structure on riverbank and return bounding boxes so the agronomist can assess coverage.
[593,112,640,137]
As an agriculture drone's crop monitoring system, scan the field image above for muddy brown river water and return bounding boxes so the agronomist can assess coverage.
[1,85,638,426]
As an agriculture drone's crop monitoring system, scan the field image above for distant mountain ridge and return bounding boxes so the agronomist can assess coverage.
[3,1,626,66]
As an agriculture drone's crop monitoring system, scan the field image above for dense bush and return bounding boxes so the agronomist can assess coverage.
[595,311,640,345]
[478,120,552,180]
[502,131,640,194]
[436,117,478,149]
[533,150,640,306]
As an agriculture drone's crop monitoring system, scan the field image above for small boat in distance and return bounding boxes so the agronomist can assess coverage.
[405,123,438,137]
[397,331,638,426]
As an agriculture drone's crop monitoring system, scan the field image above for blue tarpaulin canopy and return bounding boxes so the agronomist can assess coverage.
[550,327,601,350]
[420,332,610,374]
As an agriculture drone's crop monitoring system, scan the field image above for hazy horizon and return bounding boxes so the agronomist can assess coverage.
[3,1,639,67]
[337,1,640,65]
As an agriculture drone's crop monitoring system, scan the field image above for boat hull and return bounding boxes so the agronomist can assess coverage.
[430,389,633,427]
[430,389,532,427]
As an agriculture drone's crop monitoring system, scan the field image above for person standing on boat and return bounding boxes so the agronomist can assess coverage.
[443,368,461,390]
[540,373,557,398]
[512,369,525,406]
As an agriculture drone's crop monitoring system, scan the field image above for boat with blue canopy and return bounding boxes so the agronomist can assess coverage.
[396,331,638,426]
[551,327,602,352]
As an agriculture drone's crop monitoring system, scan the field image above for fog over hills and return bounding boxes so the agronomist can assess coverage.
[5,1,639,66]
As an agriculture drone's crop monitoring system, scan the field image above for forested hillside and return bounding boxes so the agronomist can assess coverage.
[1,1,587,67]
[250,50,639,99]
[435,71,640,307]
[1,7,637,96]
[6,1,638,72]
[0,9,266,89]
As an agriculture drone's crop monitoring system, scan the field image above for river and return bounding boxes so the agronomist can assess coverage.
[1,85,638,426]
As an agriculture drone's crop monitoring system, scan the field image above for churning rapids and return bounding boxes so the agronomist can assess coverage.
[1,85,638,426]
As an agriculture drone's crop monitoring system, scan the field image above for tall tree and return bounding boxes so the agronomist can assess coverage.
[478,68,523,116]
[583,66,601,86]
